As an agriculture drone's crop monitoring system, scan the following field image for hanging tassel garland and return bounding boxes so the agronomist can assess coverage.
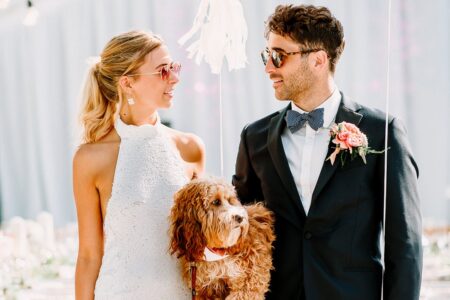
[179,0,248,74]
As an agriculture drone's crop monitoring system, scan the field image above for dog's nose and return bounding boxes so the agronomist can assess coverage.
[233,215,243,224]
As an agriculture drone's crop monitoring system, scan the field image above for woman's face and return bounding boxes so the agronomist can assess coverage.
[129,45,180,111]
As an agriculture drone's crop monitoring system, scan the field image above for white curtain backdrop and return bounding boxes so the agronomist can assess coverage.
[0,0,448,226]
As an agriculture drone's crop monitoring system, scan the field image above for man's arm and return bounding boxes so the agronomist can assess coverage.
[232,125,263,204]
[383,118,422,300]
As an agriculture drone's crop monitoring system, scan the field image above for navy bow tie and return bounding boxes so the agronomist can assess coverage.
[286,108,324,133]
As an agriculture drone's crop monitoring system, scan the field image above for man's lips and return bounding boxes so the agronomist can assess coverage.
[272,79,283,88]
[164,90,174,96]
[270,75,283,88]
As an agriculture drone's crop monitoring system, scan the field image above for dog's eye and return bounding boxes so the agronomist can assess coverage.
[212,198,221,206]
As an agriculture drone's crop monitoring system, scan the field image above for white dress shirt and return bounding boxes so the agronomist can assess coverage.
[281,88,341,215]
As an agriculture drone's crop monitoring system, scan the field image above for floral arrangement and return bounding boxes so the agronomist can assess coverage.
[0,214,77,299]
[327,121,385,166]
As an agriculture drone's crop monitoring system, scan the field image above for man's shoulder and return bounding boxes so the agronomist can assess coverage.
[344,97,403,143]
[344,97,394,125]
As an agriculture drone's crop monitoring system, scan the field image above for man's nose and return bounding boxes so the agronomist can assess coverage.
[264,57,276,74]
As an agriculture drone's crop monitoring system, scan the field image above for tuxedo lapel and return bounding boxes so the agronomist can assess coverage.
[267,104,306,217]
[311,95,364,205]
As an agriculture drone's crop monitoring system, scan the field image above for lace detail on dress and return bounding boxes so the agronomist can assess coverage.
[94,115,190,299]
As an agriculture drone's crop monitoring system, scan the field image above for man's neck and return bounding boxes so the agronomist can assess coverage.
[292,78,335,112]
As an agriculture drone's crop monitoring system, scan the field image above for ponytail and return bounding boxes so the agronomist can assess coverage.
[79,62,117,144]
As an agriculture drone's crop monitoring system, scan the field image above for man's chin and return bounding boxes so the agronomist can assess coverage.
[274,91,289,101]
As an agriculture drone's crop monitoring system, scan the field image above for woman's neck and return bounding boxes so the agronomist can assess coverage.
[120,108,158,126]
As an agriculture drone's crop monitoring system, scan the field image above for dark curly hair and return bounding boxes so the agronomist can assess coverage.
[265,4,345,73]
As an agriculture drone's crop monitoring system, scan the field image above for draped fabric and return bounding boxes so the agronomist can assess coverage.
[0,0,448,225]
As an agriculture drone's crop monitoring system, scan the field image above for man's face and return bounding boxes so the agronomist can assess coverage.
[264,32,315,103]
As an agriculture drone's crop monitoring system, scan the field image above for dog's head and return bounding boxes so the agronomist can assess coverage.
[169,177,249,262]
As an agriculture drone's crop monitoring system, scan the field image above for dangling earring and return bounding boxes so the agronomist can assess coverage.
[127,98,135,105]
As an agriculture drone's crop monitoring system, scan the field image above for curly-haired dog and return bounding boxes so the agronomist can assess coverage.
[169,177,275,300]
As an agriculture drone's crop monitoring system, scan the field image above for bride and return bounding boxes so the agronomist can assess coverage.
[73,30,204,299]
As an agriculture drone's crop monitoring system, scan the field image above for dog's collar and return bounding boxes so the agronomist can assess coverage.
[203,247,229,261]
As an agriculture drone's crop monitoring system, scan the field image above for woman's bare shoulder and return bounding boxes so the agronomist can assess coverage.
[73,130,120,176]
[164,127,205,164]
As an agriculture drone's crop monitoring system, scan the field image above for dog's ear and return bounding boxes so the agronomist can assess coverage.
[169,182,207,262]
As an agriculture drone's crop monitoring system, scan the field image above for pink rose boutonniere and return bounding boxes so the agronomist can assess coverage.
[327,122,385,166]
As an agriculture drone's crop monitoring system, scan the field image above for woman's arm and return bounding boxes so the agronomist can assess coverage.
[73,146,104,300]
[175,132,206,178]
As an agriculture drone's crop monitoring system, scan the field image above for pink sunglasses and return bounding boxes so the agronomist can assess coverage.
[128,62,181,81]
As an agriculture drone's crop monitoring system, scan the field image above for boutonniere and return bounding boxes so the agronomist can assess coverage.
[326,121,385,166]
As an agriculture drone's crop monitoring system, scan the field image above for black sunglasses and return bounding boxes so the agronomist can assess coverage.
[261,48,324,68]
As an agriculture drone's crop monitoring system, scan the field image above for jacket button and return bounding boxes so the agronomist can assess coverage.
[304,231,312,240]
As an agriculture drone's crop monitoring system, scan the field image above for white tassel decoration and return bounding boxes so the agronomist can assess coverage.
[179,0,248,74]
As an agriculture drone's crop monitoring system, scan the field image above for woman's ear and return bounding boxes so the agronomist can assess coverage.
[118,76,133,95]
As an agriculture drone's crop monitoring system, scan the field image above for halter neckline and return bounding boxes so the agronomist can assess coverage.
[115,114,162,139]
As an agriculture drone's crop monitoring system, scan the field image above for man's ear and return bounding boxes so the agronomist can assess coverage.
[312,50,329,71]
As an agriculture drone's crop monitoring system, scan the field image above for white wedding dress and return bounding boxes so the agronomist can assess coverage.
[94,116,190,299]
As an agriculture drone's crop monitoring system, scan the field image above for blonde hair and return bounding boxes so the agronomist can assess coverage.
[79,30,163,143]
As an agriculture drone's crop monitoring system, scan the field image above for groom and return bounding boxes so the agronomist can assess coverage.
[232,4,422,300]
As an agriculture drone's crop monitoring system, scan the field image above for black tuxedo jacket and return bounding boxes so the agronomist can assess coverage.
[232,94,422,300]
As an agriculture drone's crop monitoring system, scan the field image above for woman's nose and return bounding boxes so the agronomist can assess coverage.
[168,71,179,84]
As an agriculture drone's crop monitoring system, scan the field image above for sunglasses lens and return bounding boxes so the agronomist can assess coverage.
[261,49,284,68]
[261,51,269,66]
[271,51,282,68]
[171,62,181,74]
[161,67,169,80]
[160,62,181,80]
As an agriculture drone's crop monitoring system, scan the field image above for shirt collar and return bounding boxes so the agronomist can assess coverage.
[290,87,341,129]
